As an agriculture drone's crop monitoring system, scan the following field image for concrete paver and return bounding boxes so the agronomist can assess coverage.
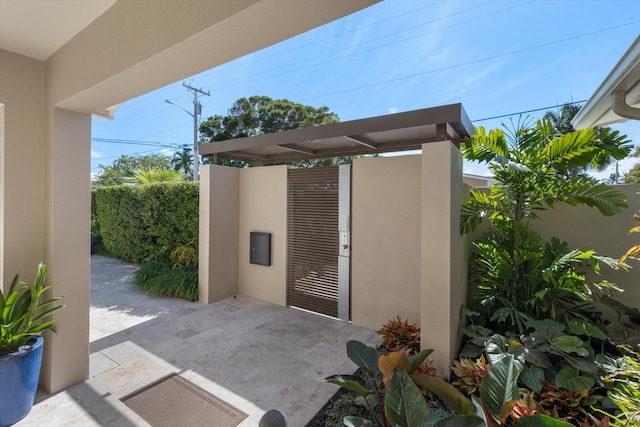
[16,255,378,426]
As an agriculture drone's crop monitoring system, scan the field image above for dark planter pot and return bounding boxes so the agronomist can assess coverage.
[0,336,44,426]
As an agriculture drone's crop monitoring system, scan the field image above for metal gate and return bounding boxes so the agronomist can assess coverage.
[287,166,350,319]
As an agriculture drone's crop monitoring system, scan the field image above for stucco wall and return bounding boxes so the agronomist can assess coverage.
[351,155,422,330]
[421,142,467,377]
[199,165,240,303]
[238,165,288,306]
[532,184,640,310]
[0,50,45,286]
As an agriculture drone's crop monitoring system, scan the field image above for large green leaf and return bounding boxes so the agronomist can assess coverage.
[385,370,429,427]
[555,365,595,391]
[519,365,545,393]
[479,355,520,422]
[485,334,525,371]
[550,335,588,357]
[412,373,473,415]
[514,414,574,427]
[324,375,370,397]
[346,340,380,377]
[567,319,607,340]
[559,352,602,378]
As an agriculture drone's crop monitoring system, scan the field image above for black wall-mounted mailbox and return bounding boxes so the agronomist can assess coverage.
[250,232,271,266]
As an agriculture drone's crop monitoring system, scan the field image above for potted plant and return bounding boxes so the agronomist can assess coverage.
[0,262,63,426]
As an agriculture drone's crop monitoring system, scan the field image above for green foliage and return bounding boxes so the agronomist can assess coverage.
[200,95,339,143]
[327,340,576,426]
[198,95,368,167]
[538,382,600,420]
[125,167,185,184]
[132,258,198,301]
[377,315,421,354]
[0,263,63,355]
[460,323,616,425]
[623,162,640,184]
[598,346,640,426]
[171,147,193,179]
[452,355,490,395]
[92,182,198,263]
[94,154,173,186]
[461,119,630,335]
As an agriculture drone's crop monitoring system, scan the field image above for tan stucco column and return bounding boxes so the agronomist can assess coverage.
[199,165,240,303]
[421,141,468,377]
[41,108,91,393]
[0,50,46,288]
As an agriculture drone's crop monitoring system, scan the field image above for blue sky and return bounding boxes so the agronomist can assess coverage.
[91,0,640,179]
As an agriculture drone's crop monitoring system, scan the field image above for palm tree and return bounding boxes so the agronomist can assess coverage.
[124,167,185,184]
[461,118,631,236]
[461,119,631,332]
[171,148,193,179]
[544,103,629,176]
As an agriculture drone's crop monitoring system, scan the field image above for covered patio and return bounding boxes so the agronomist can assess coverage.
[17,255,378,426]
[0,0,379,394]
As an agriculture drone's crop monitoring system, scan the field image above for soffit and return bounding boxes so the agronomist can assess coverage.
[0,0,117,61]
[572,36,640,129]
[199,103,474,164]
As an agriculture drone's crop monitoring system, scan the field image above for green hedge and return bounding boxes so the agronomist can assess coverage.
[92,182,199,263]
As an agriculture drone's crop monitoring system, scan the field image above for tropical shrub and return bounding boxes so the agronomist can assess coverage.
[0,263,64,355]
[376,315,421,354]
[452,355,490,395]
[132,258,198,301]
[92,182,199,263]
[326,340,573,426]
[461,119,631,335]
[598,345,640,426]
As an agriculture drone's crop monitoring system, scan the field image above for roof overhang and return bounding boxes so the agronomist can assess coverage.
[199,103,473,164]
[572,36,640,129]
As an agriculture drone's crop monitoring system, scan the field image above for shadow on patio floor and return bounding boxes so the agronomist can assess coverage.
[17,255,378,426]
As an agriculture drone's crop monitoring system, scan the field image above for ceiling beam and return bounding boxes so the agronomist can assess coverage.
[345,135,379,149]
[277,144,316,155]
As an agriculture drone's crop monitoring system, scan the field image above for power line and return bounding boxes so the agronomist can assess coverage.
[196,0,450,84]
[295,20,639,103]
[473,100,587,122]
[94,0,522,135]
[92,138,181,148]
[204,0,526,92]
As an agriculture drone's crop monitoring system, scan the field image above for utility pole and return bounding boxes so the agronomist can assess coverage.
[182,82,210,181]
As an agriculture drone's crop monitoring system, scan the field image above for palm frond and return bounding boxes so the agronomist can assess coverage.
[542,128,599,168]
[461,188,497,234]
[461,126,509,163]
[553,176,628,216]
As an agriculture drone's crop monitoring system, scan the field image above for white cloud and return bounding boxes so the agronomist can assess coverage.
[91,150,102,158]
[388,107,398,114]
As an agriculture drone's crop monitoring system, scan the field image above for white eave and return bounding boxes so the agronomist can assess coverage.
[572,36,640,129]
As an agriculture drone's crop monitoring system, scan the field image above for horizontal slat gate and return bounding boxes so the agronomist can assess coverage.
[287,167,339,317]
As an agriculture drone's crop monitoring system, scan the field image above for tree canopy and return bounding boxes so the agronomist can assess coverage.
[199,95,348,167]
[199,96,339,143]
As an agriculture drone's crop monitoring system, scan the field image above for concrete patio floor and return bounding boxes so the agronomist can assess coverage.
[16,255,379,426]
